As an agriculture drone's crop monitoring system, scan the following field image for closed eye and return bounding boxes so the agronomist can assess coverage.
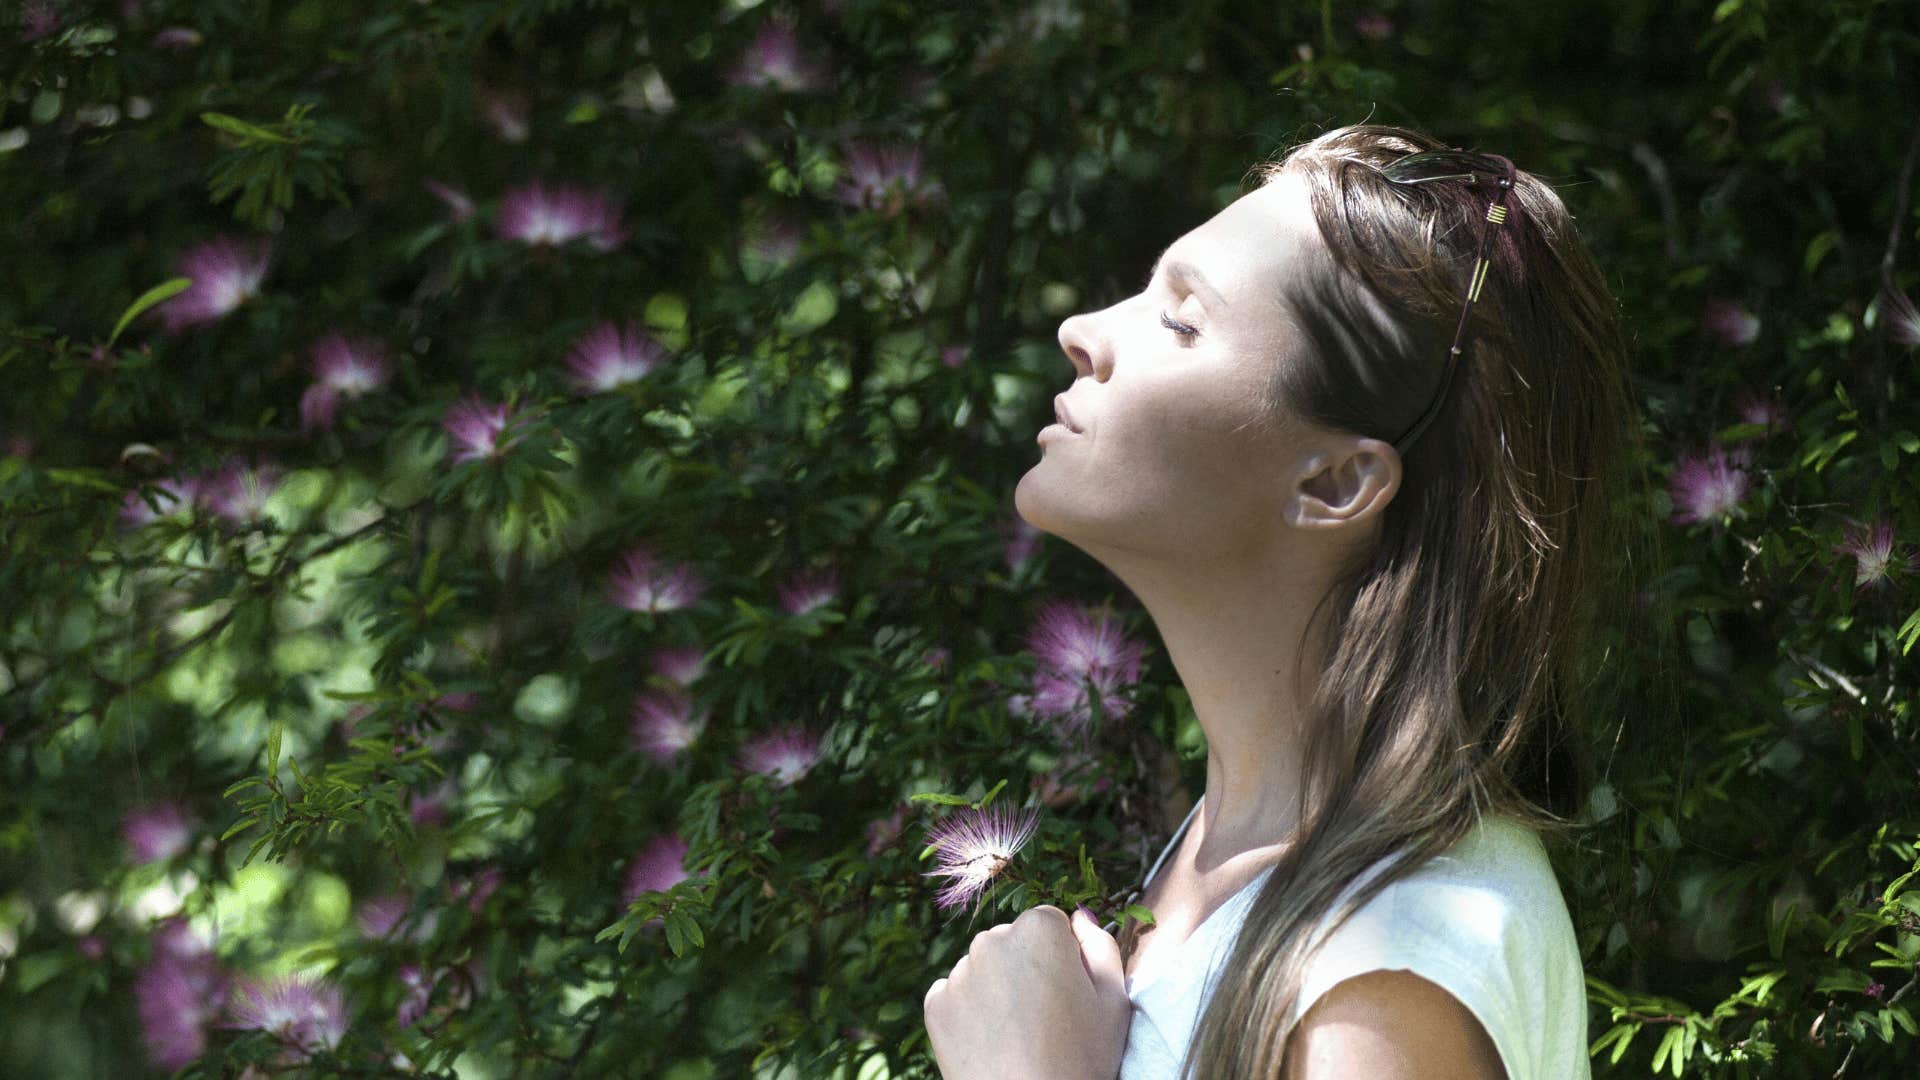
[1160,311,1199,341]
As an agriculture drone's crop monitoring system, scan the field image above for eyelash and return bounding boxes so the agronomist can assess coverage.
[1159,311,1199,340]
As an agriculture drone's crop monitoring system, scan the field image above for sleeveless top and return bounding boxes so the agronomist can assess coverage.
[1108,796,1591,1080]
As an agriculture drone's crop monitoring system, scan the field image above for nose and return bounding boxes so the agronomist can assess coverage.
[1057,312,1110,381]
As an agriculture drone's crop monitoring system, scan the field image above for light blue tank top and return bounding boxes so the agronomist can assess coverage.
[1111,796,1591,1080]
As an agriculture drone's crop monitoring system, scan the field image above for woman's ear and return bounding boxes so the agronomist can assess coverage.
[1285,438,1401,529]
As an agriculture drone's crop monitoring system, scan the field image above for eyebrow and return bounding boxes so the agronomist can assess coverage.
[1146,249,1228,308]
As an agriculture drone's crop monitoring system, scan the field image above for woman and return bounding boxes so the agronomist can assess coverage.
[923,123,1646,1079]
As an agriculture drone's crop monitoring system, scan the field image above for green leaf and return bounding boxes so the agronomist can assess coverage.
[1803,229,1837,276]
[266,721,283,783]
[909,792,973,807]
[1895,607,1920,656]
[1650,1025,1681,1074]
[109,278,193,345]
[974,779,1008,809]
[201,111,293,143]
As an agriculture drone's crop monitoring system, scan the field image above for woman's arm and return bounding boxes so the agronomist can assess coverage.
[1279,969,1509,1080]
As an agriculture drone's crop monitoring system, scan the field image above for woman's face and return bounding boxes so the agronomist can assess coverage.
[1016,169,1343,562]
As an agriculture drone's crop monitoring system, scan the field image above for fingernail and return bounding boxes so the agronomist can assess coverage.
[1074,904,1095,923]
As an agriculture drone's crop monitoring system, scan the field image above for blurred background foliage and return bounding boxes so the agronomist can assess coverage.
[3,0,1919,1076]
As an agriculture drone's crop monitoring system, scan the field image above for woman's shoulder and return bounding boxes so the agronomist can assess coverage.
[1294,812,1583,1016]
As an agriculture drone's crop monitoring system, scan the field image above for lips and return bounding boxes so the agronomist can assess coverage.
[1053,395,1083,433]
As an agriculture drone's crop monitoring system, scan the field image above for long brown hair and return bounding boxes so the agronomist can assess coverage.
[1156,123,1656,1078]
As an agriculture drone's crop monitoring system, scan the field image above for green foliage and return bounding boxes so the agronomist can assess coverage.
[2,0,1919,1077]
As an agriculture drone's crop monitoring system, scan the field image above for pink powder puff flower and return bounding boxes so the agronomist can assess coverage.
[865,803,910,857]
[606,546,707,613]
[496,180,627,252]
[727,21,829,93]
[940,345,968,369]
[201,458,282,525]
[1025,664,1138,740]
[921,803,1042,913]
[1880,285,1920,348]
[396,965,433,1029]
[648,643,707,686]
[922,646,951,672]
[119,476,199,527]
[1864,981,1887,1000]
[566,320,667,393]
[1353,12,1395,41]
[776,566,840,616]
[630,688,704,764]
[22,2,60,42]
[1669,444,1751,526]
[736,724,823,787]
[622,831,699,907]
[299,333,390,432]
[441,394,524,464]
[156,236,272,333]
[1001,516,1043,570]
[1700,299,1760,348]
[453,866,503,914]
[1025,599,1146,689]
[355,893,406,939]
[478,87,529,143]
[122,802,195,864]
[227,974,347,1060]
[834,143,944,216]
[152,27,204,50]
[134,939,228,1071]
[408,787,450,829]
[422,179,475,223]
[1732,389,1788,436]
[1833,518,1914,589]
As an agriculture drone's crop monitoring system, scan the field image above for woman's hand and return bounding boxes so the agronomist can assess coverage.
[923,905,1131,1080]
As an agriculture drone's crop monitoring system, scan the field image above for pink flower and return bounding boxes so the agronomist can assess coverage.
[921,803,1042,913]
[122,802,194,864]
[1881,286,1920,348]
[1700,299,1760,348]
[834,142,943,216]
[134,933,228,1071]
[478,88,529,143]
[156,236,272,333]
[623,832,696,905]
[423,179,475,223]
[1732,390,1788,436]
[865,803,910,857]
[1001,516,1043,570]
[152,27,204,50]
[1865,981,1887,1000]
[1834,518,1914,589]
[606,546,707,613]
[201,458,282,524]
[940,345,968,369]
[630,688,704,764]
[396,965,433,1029]
[441,394,523,464]
[1669,444,1751,526]
[566,320,667,393]
[777,566,841,616]
[21,2,59,42]
[299,334,389,432]
[496,180,627,252]
[922,646,951,672]
[648,643,708,686]
[1021,599,1147,739]
[1353,13,1395,40]
[736,724,823,786]
[120,476,200,527]
[227,974,347,1060]
[727,21,829,93]
[453,866,503,914]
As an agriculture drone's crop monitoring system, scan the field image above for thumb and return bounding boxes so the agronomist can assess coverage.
[1071,905,1125,994]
